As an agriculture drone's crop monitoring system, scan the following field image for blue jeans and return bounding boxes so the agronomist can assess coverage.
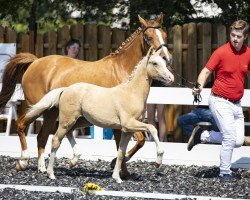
[177,107,219,137]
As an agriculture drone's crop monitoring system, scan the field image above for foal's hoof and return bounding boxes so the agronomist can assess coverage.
[110,156,130,169]
[154,162,161,168]
[48,174,56,180]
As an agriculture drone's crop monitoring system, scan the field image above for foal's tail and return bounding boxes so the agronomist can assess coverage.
[0,53,38,111]
[25,88,65,120]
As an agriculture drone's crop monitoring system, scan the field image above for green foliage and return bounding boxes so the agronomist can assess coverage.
[199,0,250,26]
[1,0,248,34]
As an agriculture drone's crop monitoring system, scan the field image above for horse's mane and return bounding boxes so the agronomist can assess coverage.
[110,27,142,56]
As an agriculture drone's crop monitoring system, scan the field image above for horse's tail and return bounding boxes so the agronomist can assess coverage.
[0,53,38,111]
[25,88,65,120]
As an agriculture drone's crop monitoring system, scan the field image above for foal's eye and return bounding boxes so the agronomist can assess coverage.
[152,62,157,66]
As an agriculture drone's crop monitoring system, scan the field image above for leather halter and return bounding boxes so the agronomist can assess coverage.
[142,26,162,46]
[143,26,201,104]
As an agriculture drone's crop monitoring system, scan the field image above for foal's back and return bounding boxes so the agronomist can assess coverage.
[59,81,146,129]
[59,83,122,129]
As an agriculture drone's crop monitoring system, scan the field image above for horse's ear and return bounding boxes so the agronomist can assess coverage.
[156,12,164,25]
[138,15,147,28]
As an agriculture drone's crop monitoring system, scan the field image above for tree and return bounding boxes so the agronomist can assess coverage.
[0,0,198,33]
[199,0,250,25]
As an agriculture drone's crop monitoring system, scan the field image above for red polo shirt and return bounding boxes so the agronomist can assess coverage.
[206,42,250,101]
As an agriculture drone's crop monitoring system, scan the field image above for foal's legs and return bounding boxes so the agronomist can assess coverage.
[47,126,68,179]
[112,130,145,171]
[66,117,91,168]
[113,130,145,160]
[123,119,164,167]
[66,132,82,168]
[112,132,133,183]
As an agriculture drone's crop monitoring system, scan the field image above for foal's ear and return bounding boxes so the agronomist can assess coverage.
[156,12,164,25]
[145,47,154,58]
[153,48,162,57]
[138,15,148,28]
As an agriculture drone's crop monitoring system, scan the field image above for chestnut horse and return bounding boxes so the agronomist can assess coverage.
[0,13,172,172]
[19,48,174,183]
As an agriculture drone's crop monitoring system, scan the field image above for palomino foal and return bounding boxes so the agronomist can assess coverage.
[21,48,174,183]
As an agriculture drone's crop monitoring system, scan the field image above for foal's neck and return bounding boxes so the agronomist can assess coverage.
[125,58,151,99]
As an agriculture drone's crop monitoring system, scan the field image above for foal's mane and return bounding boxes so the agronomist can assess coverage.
[110,27,143,56]
[125,48,154,83]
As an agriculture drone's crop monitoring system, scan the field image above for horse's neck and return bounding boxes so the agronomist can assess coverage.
[111,32,148,82]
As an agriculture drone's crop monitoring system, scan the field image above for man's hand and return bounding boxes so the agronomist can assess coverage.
[192,82,201,96]
[192,87,201,96]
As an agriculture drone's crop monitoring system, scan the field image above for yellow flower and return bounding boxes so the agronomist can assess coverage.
[82,182,103,193]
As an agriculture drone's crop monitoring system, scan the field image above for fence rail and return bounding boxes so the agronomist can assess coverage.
[0,22,250,141]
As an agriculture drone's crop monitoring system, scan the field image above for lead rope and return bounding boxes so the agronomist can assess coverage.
[165,63,202,105]
[142,26,202,104]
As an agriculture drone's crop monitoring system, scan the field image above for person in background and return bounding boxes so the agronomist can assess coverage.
[188,20,250,182]
[64,39,81,59]
[64,39,84,137]
[177,81,219,137]
[147,80,167,142]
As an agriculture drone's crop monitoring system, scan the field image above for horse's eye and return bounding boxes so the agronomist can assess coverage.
[147,36,153,41]
[152,62,157,66]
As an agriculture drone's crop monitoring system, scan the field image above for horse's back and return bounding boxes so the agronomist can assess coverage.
[22,55,95,104]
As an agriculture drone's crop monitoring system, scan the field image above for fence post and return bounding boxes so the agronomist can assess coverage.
[166,25,183,141]
[111,28,125,52]
[70,24,84,60]
[98,25,111,59]
[57,25,70,55]
[84,23,98,61]
[187,23,197,81]
[19,33,30,52]
[202,23,212,67]
[36,34,44,58]
[0,26,4,43]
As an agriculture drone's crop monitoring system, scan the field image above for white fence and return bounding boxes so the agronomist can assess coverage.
[1,85,250,138]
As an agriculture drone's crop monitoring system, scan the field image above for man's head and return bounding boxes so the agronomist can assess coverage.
[229,20,249,51]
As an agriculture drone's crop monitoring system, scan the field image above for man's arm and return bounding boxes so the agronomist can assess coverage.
[193,67,212,95]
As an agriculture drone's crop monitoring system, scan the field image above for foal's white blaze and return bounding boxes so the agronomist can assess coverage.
[155,29,171,63]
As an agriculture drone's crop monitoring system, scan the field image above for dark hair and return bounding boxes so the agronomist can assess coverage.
[63,39,81,55]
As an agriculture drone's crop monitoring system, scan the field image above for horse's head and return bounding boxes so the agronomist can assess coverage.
[138,12,172,67]
[147,49,174,86]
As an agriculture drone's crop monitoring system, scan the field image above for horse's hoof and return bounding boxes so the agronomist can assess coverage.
[110,158,117,169]
[110,156,130,169]
[15,162,22,171]
[120,171,130,180]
